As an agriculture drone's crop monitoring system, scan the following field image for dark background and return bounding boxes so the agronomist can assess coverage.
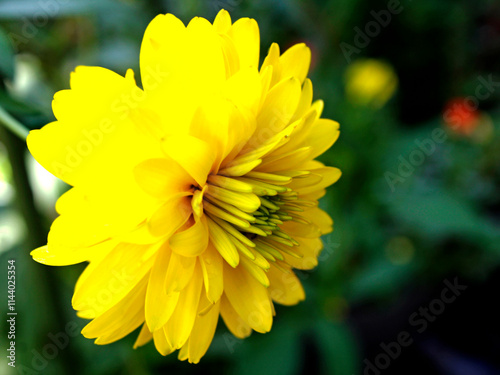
[0,0,499,374]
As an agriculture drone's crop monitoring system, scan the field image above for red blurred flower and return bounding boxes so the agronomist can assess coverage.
[443,98,480,136]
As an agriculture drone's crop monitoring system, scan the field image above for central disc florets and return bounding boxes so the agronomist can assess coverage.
[199,172,309,274]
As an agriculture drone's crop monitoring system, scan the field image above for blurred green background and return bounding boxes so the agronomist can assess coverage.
[1,0,499,374]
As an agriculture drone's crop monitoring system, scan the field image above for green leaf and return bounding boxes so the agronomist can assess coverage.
[0,26,15,79]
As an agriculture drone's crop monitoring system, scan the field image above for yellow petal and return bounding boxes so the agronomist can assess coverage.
[129,107,165,140]
[260,43,280,86]
[46,205,123,249]
[164,251,197,294]
[72,245,117,304]
[72,242,158,317]
[200,243,224,303]
[291,78,313,122]
[304,119,340,160]
[257,147,311,173]
[51,183,158,249]
[218,158,262,177]
[207,217,240,267]
[148,195,192,238]
[270,109,317,157]
[54,187,81,215]
[300,189,326,201]
[228,18,260,70]
[182,298,220,364]
[255,77,301,144]
[220,294,252,339]
[298,159,325,169]
[145,244,180,331]
[310,99,324,118]
[214,9,232,33]
[207,175,253,193]
[223,68,262,115]
[296,167,342,195]
[140,13,185,84]
[258,65,273,111]
[140,14,226,134]
[162,135,215,186]
[286,172,323,191]
[223,262,273,333]
[153,327,175,356]
[279,43,311,83]
[164,262,203,349]
[301,207,333,235]
[240,255,270,287]
[283,237,323,270]
[134,157,194,198]
[189,97,232,171]
[280,220,321,238]
[139,13,185,98]
[220,105,257,167]
[118,222,160,245]
[170,215,209,257]
[28,66,160,188]
[219,33,240,78]
[31,243,92,266]
[81,273,148,343]
[239,116,303,162]
[267,265,305,306]
[133,323,153,349]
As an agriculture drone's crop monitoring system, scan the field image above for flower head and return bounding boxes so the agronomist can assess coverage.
[443,97,480,136]
[344,59,398,108]
[28,10,341,363]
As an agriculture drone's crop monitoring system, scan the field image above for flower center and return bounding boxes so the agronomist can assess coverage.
[201,172,308,267]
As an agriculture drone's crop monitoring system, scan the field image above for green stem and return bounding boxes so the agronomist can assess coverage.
[0,105,29,140]
[0,124,81,374]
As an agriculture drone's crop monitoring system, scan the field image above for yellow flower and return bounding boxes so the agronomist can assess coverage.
[27,10,341,363]
[344,59,398,108]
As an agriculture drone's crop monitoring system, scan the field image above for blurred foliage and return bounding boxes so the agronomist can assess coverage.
[0,0,499,374]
